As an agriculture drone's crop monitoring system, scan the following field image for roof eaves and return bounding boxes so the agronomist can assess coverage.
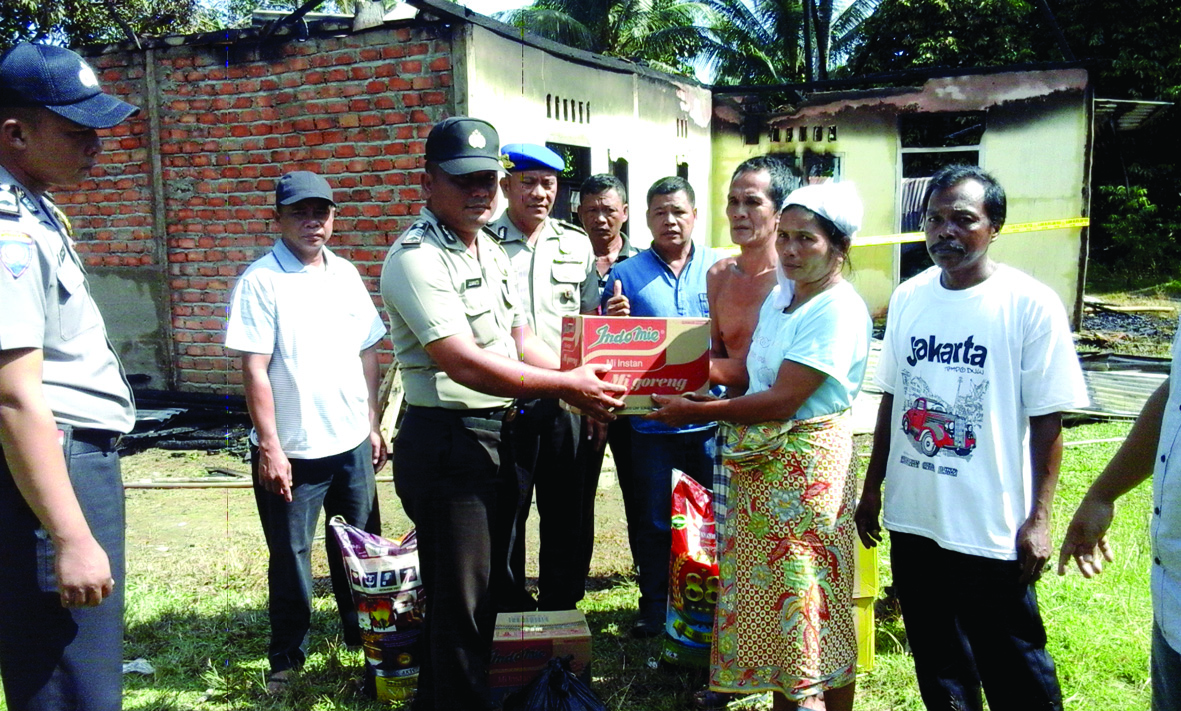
[403,0,707,88]
[711,60,1095,96]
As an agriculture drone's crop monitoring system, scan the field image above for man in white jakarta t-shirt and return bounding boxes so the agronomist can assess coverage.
[225,171,387,692]
[855,165,1087,711]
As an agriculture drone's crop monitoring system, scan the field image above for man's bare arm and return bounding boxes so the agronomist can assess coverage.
[1058,379,1166,577]
[240,351,293,502]
[425,332,624,420]
[360,343,388,471]
[1017,412,1064,584]
[0,347,113,608]
[518,326,560,370]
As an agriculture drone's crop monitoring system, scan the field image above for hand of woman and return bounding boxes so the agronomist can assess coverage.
[646,393,711,427]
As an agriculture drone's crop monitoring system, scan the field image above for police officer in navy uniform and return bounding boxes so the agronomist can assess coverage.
[0,43,138,711]
[488,144,600,612]
[379,118,624,711]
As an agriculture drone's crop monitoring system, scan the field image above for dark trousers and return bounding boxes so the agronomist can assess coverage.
[0,428,124,711]
[506,399,596,611]
[1152,621,1181,711]
[890,531,1063,711]
[252,438,378,673]
[625,425,716,622]
[393,406,516,711]
[576,416,633,590]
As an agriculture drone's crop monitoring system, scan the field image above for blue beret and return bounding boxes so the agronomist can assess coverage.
[501,143,565,173]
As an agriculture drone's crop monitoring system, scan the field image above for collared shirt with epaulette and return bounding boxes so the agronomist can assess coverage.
[381,207,525,410]
[488,214,595,353]
[0,165,134,432]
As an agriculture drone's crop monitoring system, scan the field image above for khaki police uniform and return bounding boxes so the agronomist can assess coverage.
[384,208,523,410]
[380,207,525,711]
[0,168,134,711]
[488,214,595,352]
[486,213,602,611]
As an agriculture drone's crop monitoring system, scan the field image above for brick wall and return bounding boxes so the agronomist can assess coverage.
[65,24,455,392]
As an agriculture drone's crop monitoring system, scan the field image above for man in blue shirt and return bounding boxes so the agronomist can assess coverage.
[602,176,720,637]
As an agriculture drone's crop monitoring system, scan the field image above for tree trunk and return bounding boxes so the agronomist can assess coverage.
[814,0,831,80]
[803,0,814,81]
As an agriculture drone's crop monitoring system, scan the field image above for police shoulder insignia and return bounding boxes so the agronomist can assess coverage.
[0,185,19,218]
[555,219,586,236]
[46,201,74,238]
[0,231,35,279]
[399,221,433,247]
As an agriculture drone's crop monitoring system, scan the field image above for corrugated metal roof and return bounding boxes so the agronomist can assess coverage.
[1094,98,1173,131]
[862,342,1165,419]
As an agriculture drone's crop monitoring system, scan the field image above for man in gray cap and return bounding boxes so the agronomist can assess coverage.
[0,42,138,710]
[488,143,598,613]
[380,117,624,711]
[225,170,387,693]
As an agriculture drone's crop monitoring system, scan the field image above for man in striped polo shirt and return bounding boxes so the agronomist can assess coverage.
[225,171,387,693]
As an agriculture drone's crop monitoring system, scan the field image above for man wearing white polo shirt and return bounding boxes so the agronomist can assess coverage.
[226,171,387,693]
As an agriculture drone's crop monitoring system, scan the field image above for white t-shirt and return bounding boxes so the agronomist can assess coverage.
[226,240,387,459]
[746,279,871,419]
[875,265,1088,560]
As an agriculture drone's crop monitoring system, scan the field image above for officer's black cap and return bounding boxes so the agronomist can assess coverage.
[425,117,502,175]
[0,43,139,129]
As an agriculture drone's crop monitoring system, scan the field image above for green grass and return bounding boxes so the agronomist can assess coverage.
[0,420,1156,709]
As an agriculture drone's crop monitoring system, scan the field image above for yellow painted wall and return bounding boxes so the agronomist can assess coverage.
[981,95,1088,312]
[711,91,1088,317]
[458,25,713,248]
[711,108,899,315]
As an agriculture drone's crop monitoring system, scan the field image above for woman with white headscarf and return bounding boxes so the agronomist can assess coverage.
[649,182,871,711]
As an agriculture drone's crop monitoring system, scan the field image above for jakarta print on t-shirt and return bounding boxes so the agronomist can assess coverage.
[895,332,991,477]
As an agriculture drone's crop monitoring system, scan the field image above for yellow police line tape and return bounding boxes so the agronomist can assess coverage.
[850,217,1091,248]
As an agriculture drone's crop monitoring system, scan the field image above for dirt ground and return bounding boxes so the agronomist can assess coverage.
[1077,292,1178,357]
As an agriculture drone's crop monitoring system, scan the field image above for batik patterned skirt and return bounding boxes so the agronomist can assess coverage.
[709,411,857,701]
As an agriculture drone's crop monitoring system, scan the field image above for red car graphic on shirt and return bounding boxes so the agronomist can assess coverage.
[902,397,976,457]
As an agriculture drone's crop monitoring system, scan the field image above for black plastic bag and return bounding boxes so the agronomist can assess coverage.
[500,657,605,711]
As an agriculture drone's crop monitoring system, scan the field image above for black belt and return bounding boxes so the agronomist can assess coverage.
[406,405,518,424]
[69,428,123,451]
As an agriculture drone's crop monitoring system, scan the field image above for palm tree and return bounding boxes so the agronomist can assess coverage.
[496,0,710,76]
[699,0,881,85]
[697,0,804,84]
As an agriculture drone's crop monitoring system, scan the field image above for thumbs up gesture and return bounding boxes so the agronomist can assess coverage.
[605,279,630,317]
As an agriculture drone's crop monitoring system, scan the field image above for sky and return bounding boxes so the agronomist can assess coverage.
[455,0,534,15]
[452,0,858,19]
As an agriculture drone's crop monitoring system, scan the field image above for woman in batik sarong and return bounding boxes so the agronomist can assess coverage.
[649,181,871,711]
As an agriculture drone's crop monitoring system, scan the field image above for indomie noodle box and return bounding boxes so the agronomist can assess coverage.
[559,315,710,415]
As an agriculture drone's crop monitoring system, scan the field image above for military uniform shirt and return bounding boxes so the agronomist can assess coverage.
[0,167,134,432]
[381,208,525,410]
[489,214,596,353]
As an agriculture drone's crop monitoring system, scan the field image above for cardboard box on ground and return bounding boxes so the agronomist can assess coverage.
[490,611,593,703]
